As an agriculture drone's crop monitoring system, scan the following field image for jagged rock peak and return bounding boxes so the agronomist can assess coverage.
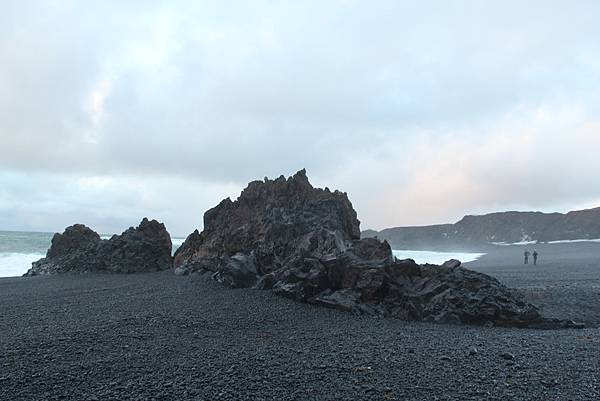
[236,169,340,206]
[190,169,361,260]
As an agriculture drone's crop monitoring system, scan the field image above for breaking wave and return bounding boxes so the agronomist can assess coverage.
[392,250,485,265]
[0,252,44,278]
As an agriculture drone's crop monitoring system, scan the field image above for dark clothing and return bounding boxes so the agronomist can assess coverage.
[524,251,530,264]
[533,251,538,265]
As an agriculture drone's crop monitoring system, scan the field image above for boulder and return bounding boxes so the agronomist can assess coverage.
[174,170,581,328]
[25,218,172,276]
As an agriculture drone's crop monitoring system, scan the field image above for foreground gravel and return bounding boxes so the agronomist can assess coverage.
[1,269,599,401]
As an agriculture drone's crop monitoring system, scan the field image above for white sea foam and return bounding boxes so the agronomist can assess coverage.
[0,246,486,278]
[546,238,600,244]
[490,240,538,246]
[0,252,44,278]
[392,250,485,265]
[491,238,600,246]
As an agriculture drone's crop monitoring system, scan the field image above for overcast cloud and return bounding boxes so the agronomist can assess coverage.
[1,0,600,236]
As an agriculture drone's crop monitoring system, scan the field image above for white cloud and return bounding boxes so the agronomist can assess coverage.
[1,1,600,234]
[0,171,240,236]
[343,102,600,229]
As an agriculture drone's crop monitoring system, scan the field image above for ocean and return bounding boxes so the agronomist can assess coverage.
[392,250,485,265]
[0,231,485,278]
[0,231,52,278]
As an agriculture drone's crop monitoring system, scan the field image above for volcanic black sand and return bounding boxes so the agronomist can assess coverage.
[1,244,600,400]
[466,241,600,327]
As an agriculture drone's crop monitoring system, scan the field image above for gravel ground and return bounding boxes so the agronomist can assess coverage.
[1,254,599,400]
[466,242,600,327]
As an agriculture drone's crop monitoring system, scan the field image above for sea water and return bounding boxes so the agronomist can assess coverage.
[0,231,187,278]
[0,231,52,278]
[0,230,485,278]
[392,250,485,264]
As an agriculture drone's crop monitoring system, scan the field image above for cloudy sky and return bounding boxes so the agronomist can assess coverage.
[1,1,600,236]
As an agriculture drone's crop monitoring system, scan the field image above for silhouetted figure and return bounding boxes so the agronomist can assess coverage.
[524,250,530,264]
[533,250,538,265]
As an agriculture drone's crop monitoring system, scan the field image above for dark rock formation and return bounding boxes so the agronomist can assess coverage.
[25,218,172,276]
[175,170,580,328]
[45,224,101,259]
[363,207,600,250]
[174,169,359,271]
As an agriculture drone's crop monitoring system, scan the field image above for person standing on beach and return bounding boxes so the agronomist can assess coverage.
[524,250,530,264]
[533,250,538,265]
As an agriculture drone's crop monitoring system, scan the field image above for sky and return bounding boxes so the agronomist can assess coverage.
[1,1,600,236]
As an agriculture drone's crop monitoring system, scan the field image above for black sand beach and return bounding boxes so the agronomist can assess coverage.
[466,242,600,327]
[1,243,599,400]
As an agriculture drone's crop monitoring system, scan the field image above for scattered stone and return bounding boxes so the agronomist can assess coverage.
[500,352,515,360]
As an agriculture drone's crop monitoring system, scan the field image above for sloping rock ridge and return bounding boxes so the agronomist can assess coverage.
[25,218,172,275]
[363,208,600,250]
[174,170,580,328]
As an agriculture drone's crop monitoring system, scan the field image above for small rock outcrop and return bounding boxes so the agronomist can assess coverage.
[45,224,101,259]
[174,170,580,328]
[25,218,172,276]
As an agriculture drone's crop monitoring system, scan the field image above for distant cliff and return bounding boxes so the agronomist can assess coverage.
[363,207,600,250]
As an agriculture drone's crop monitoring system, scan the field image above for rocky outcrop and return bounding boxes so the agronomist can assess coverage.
[175,170,580,328]
[174,169,360,269]
[25,218,172,276]
[45,224,101,259]
[364,207,600,250]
